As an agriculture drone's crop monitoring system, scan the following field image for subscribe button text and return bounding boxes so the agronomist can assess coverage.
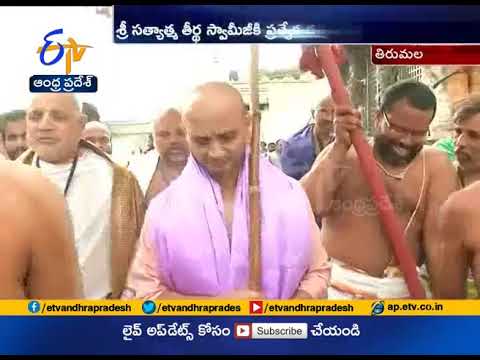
[234,323,308,339]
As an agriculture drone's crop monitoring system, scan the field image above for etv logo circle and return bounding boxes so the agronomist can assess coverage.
[28,301,41,314]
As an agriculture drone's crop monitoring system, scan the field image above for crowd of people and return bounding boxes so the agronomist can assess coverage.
[1,78,479,300]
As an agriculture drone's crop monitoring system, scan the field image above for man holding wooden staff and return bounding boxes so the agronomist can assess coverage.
[122,82,330,300]
[301,80,464,299]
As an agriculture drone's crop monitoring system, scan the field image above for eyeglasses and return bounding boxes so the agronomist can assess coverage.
[382,112,430,139]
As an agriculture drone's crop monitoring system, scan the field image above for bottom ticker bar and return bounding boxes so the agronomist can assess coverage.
[0,316,478,355]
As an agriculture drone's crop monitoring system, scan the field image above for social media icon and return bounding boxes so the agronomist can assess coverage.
[252,323,308,339]
[234,323,252,339]
[28,301,41,314]
[371,300,385,316]
[142,300,156,314]
[249,300,263,314]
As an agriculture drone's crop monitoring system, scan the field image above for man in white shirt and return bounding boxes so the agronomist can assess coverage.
[19,93,146,299]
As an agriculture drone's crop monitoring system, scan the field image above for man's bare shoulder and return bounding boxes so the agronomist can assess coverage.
[333,146,357,172]
[444,181,480,217]
[0,161,84,299]
[439,182,480,254]
[423,145,456,172]
[0,161,70,266]
[0,161,65,223]
[1,161,54,198]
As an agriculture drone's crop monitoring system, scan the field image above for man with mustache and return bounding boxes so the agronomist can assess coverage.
[19,93,145,299]
[122,82,330,300]
[452,96,480,188]
[301,80,463,299]
[129,108,189,206]
[439,95,480,297]
[1,110,27,160]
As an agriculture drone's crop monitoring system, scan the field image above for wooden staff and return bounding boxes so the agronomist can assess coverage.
[302,45,425,299]
[248,44,262,292]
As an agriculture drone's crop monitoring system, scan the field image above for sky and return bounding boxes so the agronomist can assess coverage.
[0,6,306,123]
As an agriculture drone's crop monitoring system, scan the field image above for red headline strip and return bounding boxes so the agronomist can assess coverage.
[371,45,480,65]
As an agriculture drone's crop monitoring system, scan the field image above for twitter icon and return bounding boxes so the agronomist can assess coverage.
[142,300,156,315]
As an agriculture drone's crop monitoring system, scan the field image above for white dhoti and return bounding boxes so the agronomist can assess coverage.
[327,259,432,299]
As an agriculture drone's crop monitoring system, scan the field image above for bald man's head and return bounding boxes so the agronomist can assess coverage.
[153,108,182,128]
[182,82,251,182]
[26,93,87,164]
[32,93,82,113]
[82,121,112,154]
[152,108,189,166]
[84,120,110,133]
[183,82,247,124]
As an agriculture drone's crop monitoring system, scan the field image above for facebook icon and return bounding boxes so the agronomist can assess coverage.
[28,301,40,314]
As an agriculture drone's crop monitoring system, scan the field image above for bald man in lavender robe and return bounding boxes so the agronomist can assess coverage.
[123,82,330,300]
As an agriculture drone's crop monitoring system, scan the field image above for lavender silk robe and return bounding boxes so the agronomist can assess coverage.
[146,152,313,299]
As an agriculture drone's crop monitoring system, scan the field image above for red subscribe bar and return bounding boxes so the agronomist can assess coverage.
[372,45,480,65]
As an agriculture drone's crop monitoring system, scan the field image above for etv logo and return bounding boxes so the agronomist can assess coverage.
[249,300,263,314]
[37,29,92,75]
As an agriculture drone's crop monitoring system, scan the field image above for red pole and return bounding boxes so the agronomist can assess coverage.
[308,45,425,299]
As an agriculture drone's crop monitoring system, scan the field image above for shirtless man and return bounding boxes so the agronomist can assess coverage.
[0,160,83,298]
[439,95,480,296]
[301,80,462,299]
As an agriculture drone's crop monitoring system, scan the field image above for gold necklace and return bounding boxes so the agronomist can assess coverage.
[375,159,415,181]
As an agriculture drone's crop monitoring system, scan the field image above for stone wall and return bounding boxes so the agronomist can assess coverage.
[421,66,456,139]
